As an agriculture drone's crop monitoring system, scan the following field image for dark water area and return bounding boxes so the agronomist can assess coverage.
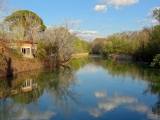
[0,55,160,120]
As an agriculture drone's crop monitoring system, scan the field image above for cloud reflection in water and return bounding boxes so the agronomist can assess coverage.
[86,107,102,118]
[14,108,56,120]
[98,93,137,112]
[94,90,107,98]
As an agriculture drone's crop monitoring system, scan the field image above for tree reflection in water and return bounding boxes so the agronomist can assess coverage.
[90,56,160,117]
[0,69,44,120]
[0,63,82,119]
[44,66,82,116]
[1,56,160,119]
[143,72,160,115]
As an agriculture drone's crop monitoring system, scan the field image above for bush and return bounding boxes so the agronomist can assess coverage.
[12,48,23,59]
[151,54,160,67]
[36,49,48,60]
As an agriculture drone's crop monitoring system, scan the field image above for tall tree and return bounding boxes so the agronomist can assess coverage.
[4,10,46,41]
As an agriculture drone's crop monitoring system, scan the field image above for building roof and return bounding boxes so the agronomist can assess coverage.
[0,39,37,44]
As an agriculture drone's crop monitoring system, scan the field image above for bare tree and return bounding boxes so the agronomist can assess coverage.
[0,0,10,40]
[0,0,9,20]
[44,18,78,66]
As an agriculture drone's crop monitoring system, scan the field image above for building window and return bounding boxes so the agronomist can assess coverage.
[22,79,31,88]
[22,48,30,55]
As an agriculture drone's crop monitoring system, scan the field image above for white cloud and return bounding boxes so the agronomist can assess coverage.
[107,0,139,9]
[150,19,159,24]
[147,7,160,18]
[147,7,160,25]
[136,18,148,23]
[94,5,107,12]
[137,7,160,25]
[69,30,99,41]
[69,30,98,35]
[71,20,83,25]
[79,30,98,35]
[86,107,102,118]
[95,90,107,98]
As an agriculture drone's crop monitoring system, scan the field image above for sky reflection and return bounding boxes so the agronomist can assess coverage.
[1,56,160,120]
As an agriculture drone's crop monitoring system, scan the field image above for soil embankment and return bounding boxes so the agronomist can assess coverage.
[0,42,89,77]
[0,42,44,77]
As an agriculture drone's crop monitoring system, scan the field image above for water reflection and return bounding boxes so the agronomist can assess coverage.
[127,104,149,113]
[81,56,160,119]
[94,90,106,98]
[44,67,81,116]
[98,93,137,111]
[0,56,160,119]
[85,91,138,118]
[0,69,43,120]
[0,66,81,120]
[143,72,160,116]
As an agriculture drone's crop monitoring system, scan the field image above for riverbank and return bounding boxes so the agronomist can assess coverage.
[72,52,89,58]
[108,54,133,60]
[0,49,89,77]
[0,57,44,77]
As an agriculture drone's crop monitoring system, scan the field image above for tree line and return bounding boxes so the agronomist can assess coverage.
[90,8,160,66]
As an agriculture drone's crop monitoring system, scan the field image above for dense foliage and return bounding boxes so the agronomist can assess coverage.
[90,26,160,64]
[75,38,89,53]
[90,8,160,66]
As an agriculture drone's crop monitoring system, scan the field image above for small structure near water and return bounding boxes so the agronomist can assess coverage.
[20,41,37,58]
[6,40,37,58]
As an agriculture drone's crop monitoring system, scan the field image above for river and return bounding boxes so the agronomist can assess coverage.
[0,55,160,120]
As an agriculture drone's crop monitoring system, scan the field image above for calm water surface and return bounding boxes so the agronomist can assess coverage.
[0,56,160,120]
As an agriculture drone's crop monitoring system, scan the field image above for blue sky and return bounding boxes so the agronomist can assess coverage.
[10,0,160,41]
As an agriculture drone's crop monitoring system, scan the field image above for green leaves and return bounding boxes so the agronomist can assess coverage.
[5,10,46,39]
[151,54,160,67]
